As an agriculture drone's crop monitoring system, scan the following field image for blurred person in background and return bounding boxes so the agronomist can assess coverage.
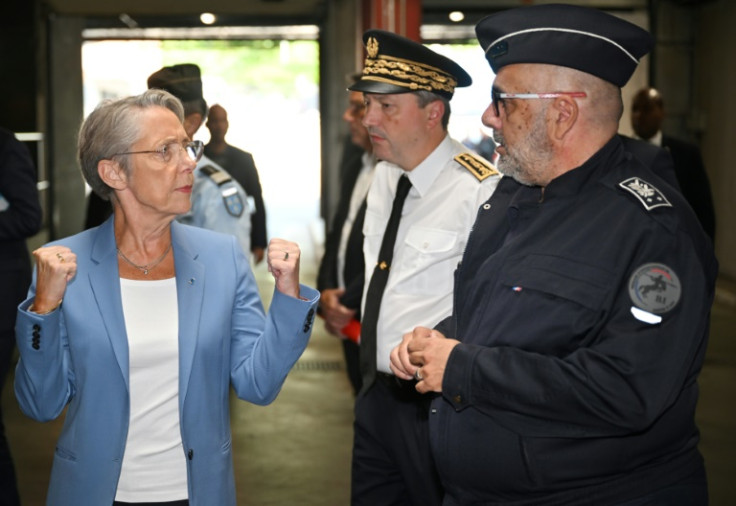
[205,104,268,264]
[631,86,716,242]
[317,73,377,395]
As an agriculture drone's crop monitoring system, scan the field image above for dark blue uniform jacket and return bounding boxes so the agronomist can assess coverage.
[432,136,718,505]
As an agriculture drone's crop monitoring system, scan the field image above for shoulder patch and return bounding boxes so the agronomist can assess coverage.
[200,165,232,186]
[221,188,245,217]
[628,263,681,314]
[618,177,672,211]
[454,152,499,182]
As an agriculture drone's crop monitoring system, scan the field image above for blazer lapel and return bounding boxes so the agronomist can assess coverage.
[88,218,130,388]
[171,221,206,408]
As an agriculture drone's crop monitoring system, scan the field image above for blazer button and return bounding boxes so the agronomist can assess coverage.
[33,324,40,331]
[188,449,194,460]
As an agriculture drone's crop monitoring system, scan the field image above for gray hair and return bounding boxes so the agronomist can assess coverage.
[413,90,451,130]
[547,65,623,126]
[77,89,185,199]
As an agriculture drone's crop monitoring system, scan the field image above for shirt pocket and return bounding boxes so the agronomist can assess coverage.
[394,226,459,295]
[497,254,613,351]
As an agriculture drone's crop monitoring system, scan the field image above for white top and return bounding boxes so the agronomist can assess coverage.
[649,130,663,147]
[337,151,377,288]
[116,277,188,502]
[362,135,500,373]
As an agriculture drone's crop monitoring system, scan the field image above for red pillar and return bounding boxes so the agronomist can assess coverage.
[360,0,422,42]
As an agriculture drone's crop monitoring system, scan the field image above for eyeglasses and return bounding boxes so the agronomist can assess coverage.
[113,140,204,163]
[491,88,587,116]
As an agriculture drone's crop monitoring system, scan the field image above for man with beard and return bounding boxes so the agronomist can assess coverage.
[391,4,717,505]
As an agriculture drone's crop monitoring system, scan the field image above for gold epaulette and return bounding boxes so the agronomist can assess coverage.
[453,152,499,182]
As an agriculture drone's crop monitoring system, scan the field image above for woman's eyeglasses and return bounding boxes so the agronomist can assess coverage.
[113,140,204,163]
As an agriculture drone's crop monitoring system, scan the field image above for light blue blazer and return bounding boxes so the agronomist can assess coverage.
[14,218,318,506]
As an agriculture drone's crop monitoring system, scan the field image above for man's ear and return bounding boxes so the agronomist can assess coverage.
[551,96,578,140]
[98,159,128,191]
[426,100,444,128]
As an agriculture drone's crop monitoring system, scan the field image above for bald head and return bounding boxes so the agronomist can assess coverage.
[206,104,229,144]
[631,87,664,140]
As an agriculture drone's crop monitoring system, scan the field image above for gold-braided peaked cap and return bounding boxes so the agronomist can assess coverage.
[349,29,471,100]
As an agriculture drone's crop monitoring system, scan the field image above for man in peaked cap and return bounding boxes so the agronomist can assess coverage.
[348,29,500,505]
[390,5,717,505]
[147,64,253,257]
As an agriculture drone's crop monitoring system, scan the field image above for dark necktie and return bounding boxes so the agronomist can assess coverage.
[359,174,412,392]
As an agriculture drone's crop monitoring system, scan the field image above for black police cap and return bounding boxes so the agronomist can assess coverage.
[475,4,653,87]
[147,63,204,102]
[349,29,471,100]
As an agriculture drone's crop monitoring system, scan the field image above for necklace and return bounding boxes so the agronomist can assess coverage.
[117,243,172,275]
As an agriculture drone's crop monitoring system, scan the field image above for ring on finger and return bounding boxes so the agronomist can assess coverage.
[283,251,289,261]
[414,368,423,381]
[56,252,65,263]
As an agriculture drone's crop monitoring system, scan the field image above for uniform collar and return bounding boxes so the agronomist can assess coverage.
[540,135,624,200]
[397,134,453,197]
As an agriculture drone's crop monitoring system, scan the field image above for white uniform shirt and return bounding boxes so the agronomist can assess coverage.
[362,135,500,373]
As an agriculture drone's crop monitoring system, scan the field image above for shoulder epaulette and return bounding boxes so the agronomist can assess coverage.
[200,165,244,217]
[454,152,499,182]
[200,165,232,186]
[618,177,672,211]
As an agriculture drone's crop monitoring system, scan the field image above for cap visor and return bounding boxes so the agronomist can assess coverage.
[348,79,413,95]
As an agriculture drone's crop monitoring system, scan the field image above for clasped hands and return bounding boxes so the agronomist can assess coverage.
[389,326,460,394]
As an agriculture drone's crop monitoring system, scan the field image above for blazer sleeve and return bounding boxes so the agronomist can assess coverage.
[14,296,75,422]
[228,237,319,405]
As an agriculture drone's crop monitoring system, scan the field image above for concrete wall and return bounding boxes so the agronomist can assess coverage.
[48,16,87,239]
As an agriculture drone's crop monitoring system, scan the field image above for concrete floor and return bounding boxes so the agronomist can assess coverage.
[3,261,736,505]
